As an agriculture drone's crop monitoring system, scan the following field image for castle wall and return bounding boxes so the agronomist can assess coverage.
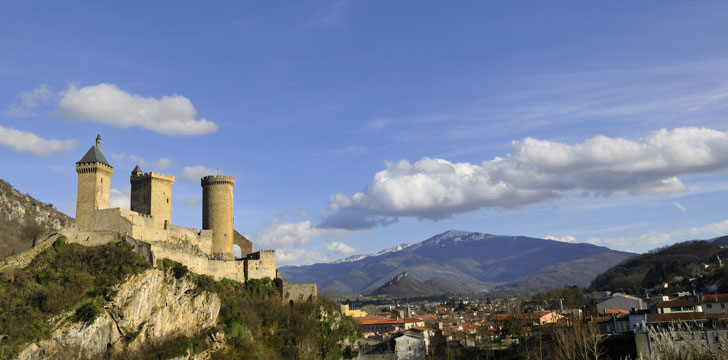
[149,242,246,282]
[202,176,235,259]
[167,225,214,255]
[279,279,318,302]
[75,163,113,231]
[245,250,276,280]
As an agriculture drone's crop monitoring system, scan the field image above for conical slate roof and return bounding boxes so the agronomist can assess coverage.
[76,145,112,167]
[131,165,142,173]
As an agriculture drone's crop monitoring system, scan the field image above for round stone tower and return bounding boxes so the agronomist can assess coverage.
[201,175,235,259]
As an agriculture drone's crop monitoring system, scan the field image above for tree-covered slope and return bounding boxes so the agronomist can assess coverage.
[591,240,728,293]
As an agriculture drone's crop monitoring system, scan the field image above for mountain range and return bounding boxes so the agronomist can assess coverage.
[279,230,634,295]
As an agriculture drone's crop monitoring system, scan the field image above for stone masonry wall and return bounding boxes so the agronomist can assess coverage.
[279,279,318,302]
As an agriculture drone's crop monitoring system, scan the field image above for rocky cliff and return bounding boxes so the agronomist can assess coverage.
[16,269,221,360]
[0,179,72,258]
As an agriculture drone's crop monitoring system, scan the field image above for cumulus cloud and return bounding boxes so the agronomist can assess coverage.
[544,235,578,243]
[585,232,673,250]
[152,157,173,170]
[321,127,728,229]
[276,248,330,266]
[327,241,357,255]
[182,166,215,183]
[110,187,130,209]
[256,219,325,250]
[56,83,217,136]
[253,218,353,266]
[0,125,77,156]
[4,84,54,117]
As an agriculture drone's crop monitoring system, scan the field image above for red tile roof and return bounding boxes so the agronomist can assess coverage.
[656,300,698,308]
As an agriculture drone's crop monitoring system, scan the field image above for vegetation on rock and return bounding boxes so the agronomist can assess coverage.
[0,237,151,357]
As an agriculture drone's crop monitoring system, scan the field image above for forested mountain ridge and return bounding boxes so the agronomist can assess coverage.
[591,239,728,293]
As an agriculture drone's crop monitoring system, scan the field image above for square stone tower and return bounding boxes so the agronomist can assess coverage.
[130,166,175,229]
[75,134,113,232]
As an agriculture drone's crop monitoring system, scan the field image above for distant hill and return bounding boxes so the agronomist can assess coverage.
[0,179,73,258]
[424,277,474,295]
[591,240,728,292]
[364,272,441,298]
[280,230,633,295]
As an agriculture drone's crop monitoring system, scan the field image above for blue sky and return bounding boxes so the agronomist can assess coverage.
[3,1,728,265]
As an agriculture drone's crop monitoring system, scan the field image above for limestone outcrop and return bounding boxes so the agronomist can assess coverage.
[15,269,221,360]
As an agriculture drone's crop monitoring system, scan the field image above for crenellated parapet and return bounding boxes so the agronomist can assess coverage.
[201,175,235,186]
[131,172,175,182]
[76,162,113,174]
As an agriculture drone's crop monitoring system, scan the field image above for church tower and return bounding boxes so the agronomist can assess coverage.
[75,134,113,231]
[201,175,235,259]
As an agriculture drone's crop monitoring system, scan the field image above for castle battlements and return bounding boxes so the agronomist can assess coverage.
[131,172,175,182]
[201,175,235,185]
[75,162,113,173]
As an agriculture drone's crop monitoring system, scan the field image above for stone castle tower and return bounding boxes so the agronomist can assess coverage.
[201,175,235,259]
[75,134,113,231]
[130,166,175,230]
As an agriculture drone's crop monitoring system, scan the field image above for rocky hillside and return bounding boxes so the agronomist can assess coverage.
[364,272,441,298]
[280,230,633,295]
[0,238,357,359]
[0,179,73,258]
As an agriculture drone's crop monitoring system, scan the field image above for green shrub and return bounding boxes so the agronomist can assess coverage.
[74,299,100,324]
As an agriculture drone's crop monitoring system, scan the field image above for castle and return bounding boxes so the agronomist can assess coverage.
[63,135,316,301]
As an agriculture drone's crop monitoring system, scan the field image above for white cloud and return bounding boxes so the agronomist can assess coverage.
[182,166,215,183]
[110,187,130,209]
[152,157,173,170]
[254,218,353,266]
[321,127,728,229]
[56,83,217,136]
[4,84,53,117]
[0,125,77,156]
[276,248,330,266]
[583,218,728,251]
[256,219,325,250]
[327,241,357,255]
[671,201,687,213]
[543,235,578,243]
[677,220,728,238]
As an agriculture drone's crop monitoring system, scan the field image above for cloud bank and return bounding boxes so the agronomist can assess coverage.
[57,83,217,136]
[321,127,728,229]
[182,166,216,183]
[0,125,77,156]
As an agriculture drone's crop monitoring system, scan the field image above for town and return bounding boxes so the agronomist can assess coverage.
[338,255,728,359]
